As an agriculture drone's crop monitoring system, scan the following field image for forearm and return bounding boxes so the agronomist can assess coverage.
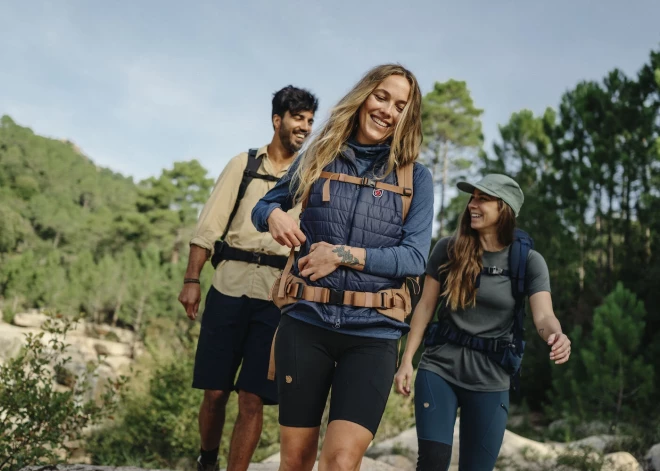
[401,299,435,364]
[335,245,366,271]
[535,314,563,342]
[364,245,427,278]
[252,160,299,232]
[184,245,210,279]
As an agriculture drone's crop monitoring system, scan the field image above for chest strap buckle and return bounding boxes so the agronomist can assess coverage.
[360,177,376,188]
[327,289,345,305]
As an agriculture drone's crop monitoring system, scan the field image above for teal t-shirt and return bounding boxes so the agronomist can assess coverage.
[418,237,551,391]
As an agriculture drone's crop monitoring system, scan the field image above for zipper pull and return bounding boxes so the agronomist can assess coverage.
[334,319,341,329]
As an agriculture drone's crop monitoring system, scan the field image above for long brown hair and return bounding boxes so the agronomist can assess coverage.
[292,64,423,204]
[439,198,516,311]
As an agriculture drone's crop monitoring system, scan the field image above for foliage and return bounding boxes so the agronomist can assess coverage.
[88,332,414,469]
[1,43,660,468]
[420,80,484,236]
[549,283,654,428]
[0,116,214,329]
[0,314,124,471]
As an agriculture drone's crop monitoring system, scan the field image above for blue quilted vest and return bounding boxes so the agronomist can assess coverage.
[281,146,410,332]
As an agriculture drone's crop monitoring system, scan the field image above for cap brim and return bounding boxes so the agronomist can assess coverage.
[456,181,499,199]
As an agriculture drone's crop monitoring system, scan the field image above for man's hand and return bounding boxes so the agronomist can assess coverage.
[178,283,202,321]
[298,242,341,281]
[268,208,306,248]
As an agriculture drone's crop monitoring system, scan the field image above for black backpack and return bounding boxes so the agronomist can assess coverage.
[210,149,280,269]
[424,228,534,391]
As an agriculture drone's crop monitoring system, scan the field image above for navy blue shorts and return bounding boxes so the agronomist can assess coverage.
[192,286,280,405]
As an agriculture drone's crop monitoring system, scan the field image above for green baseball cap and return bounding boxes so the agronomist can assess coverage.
[456,174,524,216]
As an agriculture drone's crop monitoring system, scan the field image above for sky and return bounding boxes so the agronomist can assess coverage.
[1,0,659,182]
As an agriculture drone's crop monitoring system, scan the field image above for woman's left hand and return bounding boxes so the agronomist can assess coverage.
[298,242,340,281]
[547,333,571,365]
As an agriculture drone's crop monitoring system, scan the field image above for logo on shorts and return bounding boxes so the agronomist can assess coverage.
[373,189,383,198]
[285,375,293,384]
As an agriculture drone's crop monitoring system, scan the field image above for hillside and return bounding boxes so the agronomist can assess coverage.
[0,115,214,328]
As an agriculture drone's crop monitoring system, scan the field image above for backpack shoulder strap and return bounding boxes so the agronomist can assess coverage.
[244,148,261,174]
[396,163,414,221]
[509,228,534,300]
[508,228,534,339]
[221,148,260,240]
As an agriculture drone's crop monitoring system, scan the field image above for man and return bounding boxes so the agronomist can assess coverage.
[178,85,318,471]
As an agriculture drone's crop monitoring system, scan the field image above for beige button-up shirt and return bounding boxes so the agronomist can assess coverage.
[190,145,300,300]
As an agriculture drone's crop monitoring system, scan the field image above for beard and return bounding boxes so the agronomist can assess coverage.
[279,122,304,154]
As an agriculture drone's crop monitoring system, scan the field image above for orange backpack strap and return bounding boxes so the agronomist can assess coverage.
[319,171,412,202]
[267,164,415,381]
[396,163,414,221]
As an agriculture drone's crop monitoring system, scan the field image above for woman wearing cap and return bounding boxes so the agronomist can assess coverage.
[394,174,571,471]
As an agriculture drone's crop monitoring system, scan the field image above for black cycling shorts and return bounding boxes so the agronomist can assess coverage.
[274,315,398,436]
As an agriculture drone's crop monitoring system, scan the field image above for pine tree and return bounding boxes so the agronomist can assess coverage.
[550,283,654,427]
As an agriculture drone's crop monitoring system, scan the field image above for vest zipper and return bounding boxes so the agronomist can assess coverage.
[335,169,363,329]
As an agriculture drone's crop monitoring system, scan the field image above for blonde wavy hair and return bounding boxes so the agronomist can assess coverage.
[292,64,423,204]
[440,199,516,311]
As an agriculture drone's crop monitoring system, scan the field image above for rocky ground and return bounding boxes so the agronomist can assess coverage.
[6,312,659,471]
[0,310,138,402]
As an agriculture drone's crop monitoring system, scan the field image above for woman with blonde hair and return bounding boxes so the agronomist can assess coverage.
[252,64,434,470]
[394,174,572,470]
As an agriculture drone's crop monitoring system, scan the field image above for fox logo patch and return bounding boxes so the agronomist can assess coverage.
[373,189,383,198]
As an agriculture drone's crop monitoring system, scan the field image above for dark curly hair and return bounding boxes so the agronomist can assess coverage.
[272,85,319,122]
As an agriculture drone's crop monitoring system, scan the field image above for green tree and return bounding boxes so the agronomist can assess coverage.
[550,283,654,427]
[137,160,213,264]
[421,80,484,236]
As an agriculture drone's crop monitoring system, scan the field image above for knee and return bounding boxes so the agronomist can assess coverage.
[238,390,263,417]
[319,448,363,471]
[203,389,229,412]
[280,449,317,471]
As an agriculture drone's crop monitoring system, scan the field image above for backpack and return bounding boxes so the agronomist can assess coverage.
[423,228,534,391]
[210,149,281,269]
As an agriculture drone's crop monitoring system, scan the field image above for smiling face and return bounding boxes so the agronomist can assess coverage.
[467,189,501,233]
[355,74,411,145]
[274,109,315,153]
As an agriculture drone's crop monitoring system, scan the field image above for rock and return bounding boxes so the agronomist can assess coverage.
[256,452,403,470]
[103,355,133,374]
[0,323,33,361]
[376,454,415,470]
[94,343,111,356]
[568,434,619,452]
[602,451,641,471]
[577,420,611,437]
[646,443,660,471]
[225,456,398,470]
[89,338,132,357]
[507,414,525,428]
[88,323,136,344]
[549,418,571,433]
[21,467,172,471]
[13,312,50,328]
[499,428,563,468]
[368,426,419,459]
